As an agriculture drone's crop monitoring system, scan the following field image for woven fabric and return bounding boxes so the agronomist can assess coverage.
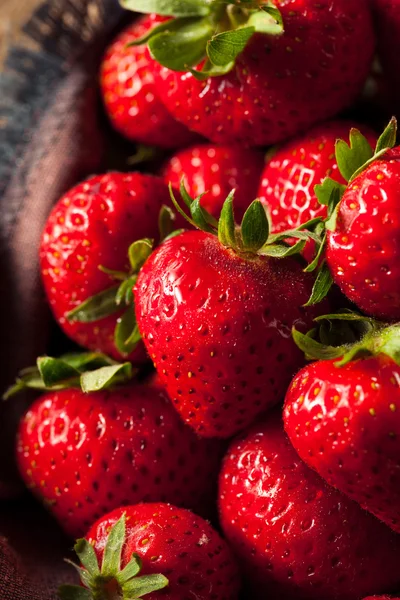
[0,0,125,596]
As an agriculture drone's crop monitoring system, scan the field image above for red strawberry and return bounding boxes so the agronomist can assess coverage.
[135,190,327,439]
[129,0,374,146]
[258,121,377,259]
[373,0,400,106]
[60,503,241,600]
[284,315,400,533]
[40,172,171,362]
[219,411,400,600]
[17,378,223,538]
[326,146,400,321]
[364,597,400,600]
[100,16,196,148]
[163,144,265,220]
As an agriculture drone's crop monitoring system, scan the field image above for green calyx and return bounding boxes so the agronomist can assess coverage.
[293,311,400,368]
[66,206,179,357]
[3,353,135,399]
[169,180,320,257]
[59,514,169,600]
[122,0,284,77]
[305,117,398,306]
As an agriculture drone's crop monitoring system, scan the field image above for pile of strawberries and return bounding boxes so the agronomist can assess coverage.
[7,0,400,599]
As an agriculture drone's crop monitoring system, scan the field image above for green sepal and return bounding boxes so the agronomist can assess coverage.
[375,116,397,154]
[259,239,306,258]
[335,128,374,182]
[98,266,127,281]
[189,60,235,80]
[116,277,136,307]
[304,261,333,306]
[241,200,269,252]
[218,191,236,248]
[292,328,345,361]
[119,554,142,583]
[163,228,186,242]
[101,514,126,577]
[80,363,133,393]
[304,234,326,273]
[247,4,284,35]
[58,586,93,600]
[169,183,198,229]
[148,18,213,71]
[207,27,255,67]
[190,194,217,233]
[115,307,141,356]
[126,144,163,165]
[159,205,179,241]
[75,539,100,576]
[66,285,121,323]
[314,177,346,207]
[3,353,134,399]
[127,21,182,49]
[120,0,210,17]
[128,239,154,273]
[123,574,169,597]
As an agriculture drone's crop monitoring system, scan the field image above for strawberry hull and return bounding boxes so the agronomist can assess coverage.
[219,412,400,600]
[135,230,327,439]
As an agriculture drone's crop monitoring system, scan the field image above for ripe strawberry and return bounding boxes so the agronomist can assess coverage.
[60,503,241,600]
[127,1,374,146]
[219,411,400,600]
[364,597,400,600]
[284,314,400,534]
[100,15,196,148]
[373,0,400,105]
[135,188,327,438]
[163,144,265,219]
[326,145,400,321]
[258,121,377,259]
[17,377,223,538]
[40,172,171,362]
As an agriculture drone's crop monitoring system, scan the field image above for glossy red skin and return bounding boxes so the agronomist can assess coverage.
[100,16,195,148]
[17,382,223,538]
[258,121,377,259]
[373,0,400,104]
[154,0,374,146]
[284,356,400,533]
[364,597,400,600]
[40,172,170,362]
[163,144,265,220]
[219,413,400,600]
[135,230,326,439]
[327,148,400,321]
[87,503,241,600]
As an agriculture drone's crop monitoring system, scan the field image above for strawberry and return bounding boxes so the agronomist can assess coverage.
[284,313,400,534]
[40,172,172,363]
[100,15,196,148]
[364,597,400,600]
[16,364,223,538]
[219,411,400,600]
[163,144,265,219]
[135,187,327,438]
[258,121,377,259]
[59,503,241,600]
[123,1,374,146]
[373,0,400,106]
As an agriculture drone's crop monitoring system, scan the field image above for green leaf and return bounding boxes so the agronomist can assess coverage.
[169,183,198,229]
[241,200,269,252]
[159,205,177,241]
[375,116,397,154]
[123,574,169,597]
[314,177,346,207]
[74,539,100,577]
[119,554,142,584]
[335,128,374,182]
[128,239,154,273]
[179,179,194,209]
[292,328,345,361]
[58,585,93,600]
[304,234,326,273]
[101,515,125,577]
[247,5,284,35]
[120,0,210,17]
[37,357,80,388]
[116,277,136,307]
[66,286,120,323]
[148,18,213,71]
[80,363,133,393]
[98,265,128,281]
[304,262,333,306]
[259,239,306,258]
[218,191,236,248]
[190,195,217,233]
[115,307,141,356]
[349,146,394,183]
[190,60,235,80]
[207,27,255,67]
[314,312,378,324]
[60,353,115,370]
[163,228,186,242]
